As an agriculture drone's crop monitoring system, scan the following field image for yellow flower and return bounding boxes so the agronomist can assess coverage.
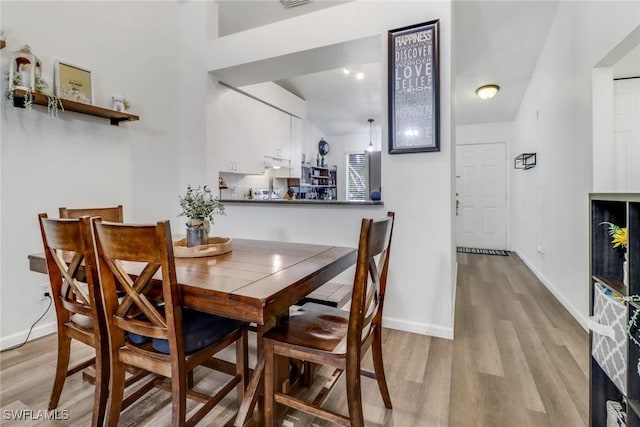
[601,221,628,249]
[612,227,628,248]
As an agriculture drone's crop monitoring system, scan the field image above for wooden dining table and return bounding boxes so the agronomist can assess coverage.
[28,237,357,426]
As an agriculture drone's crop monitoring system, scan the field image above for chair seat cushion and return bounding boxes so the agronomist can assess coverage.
[154,309,244,354]
[263,303,349,354]
[70,313,93,329]
[128,307,244,354]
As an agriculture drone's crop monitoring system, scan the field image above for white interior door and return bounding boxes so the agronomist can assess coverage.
[615,78,640,192]
[456,142,507,249]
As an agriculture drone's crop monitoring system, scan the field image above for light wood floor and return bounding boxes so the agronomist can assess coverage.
[0,253,588,426]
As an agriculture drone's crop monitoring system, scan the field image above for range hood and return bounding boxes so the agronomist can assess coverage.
[264,155,292,170]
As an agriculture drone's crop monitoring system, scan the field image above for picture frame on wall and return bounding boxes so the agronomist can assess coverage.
[54,61,93,105]
[388,20,440,154]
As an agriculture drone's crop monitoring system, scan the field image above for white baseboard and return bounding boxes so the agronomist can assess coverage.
[0,321,57,351]
[514,250,588,331]
[382,317,453,340]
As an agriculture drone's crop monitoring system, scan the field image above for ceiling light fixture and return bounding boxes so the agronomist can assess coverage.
[476,84,500,100]
[367,119,374,152]
[356,72,365,80]
[343,67,351,75]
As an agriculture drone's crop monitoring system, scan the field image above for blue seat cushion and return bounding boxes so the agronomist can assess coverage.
[128,331,151,345]
[127,306,244,354]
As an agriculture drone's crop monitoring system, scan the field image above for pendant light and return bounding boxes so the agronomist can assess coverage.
[367,118,374,152]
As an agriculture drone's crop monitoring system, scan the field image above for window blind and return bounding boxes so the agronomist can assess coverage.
[347,153,366,201]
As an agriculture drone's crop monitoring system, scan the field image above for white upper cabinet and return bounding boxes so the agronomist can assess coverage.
[218,89,265,174]
[289,116,303,178]
[255,99,291,162]
[218,87,303,177]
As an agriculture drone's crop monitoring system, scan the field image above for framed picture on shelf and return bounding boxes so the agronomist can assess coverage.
[388,19,440,154]
[54,61,93,104]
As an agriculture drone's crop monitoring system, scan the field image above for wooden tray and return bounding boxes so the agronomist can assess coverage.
[173,237,233,258]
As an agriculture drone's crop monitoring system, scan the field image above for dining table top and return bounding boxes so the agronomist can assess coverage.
[28,238,357,326]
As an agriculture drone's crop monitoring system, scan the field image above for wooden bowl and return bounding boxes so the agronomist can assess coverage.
[173,237,232,258]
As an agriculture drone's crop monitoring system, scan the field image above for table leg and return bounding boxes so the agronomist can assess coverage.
[234,352,265,427]
[234,318,278,427]
[234,311,293,427]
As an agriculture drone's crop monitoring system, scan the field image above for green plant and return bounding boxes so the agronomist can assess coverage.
[178,185,225,227]
[34,74,48,92]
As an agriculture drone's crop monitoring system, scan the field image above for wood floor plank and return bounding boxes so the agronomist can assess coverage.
[470,305,505,377]
[0,252,588,426]
[494,319,546,413]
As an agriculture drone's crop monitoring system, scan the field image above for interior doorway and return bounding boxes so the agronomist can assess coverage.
[455,142,507,250]
[614,77,640,192]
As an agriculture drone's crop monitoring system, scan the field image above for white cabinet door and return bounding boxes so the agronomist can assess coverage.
[232,92,269,175]
[289,116,303,178]
[217,89,240,172]
[218,89,295,176]
[218,91,265,175]
[252,99,290,161]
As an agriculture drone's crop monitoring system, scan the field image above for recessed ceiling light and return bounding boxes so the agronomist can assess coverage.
[356,72,364,80]
[343,68,351,75]
[476,84,500,99]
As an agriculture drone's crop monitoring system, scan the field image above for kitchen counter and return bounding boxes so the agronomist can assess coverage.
[219,199,384,206]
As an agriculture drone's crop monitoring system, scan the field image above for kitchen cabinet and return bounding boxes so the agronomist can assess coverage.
[589,193,640,426]
[255,96,290,161]
[218,87,300,176]
[218,89,264,174]
[289,116,303,179]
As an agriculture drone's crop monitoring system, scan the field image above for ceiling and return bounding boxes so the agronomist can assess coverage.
[214,1,563,135]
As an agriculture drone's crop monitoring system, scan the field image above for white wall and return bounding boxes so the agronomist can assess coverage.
[0,1,187,348]
[178,1,209,192]
[509,1,640,329]
[301,119,328,165]
[456,121,512,146]
[207,1,455,338]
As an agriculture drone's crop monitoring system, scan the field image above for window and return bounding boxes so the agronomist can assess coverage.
[346,152,366,201]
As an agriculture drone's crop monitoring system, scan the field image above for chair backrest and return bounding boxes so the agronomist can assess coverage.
[92,219,187,358]
[348,212,395,354]
[59,205,124,223]
[38,214,103,332]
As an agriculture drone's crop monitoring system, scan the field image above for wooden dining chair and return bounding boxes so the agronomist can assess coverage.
[59,205,124,222]
[263,211,395,427]
[92,218,248,427]
[38,214,109,427]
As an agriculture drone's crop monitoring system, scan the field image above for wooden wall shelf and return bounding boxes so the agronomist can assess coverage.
[12,89,139,126]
